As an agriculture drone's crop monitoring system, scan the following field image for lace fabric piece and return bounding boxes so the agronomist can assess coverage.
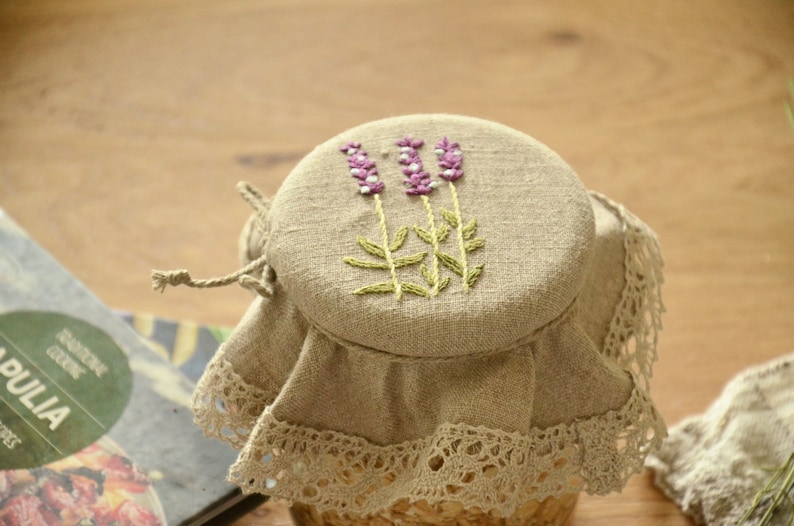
[191,189,667,517]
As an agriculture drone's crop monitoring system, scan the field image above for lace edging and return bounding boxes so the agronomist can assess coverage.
[213,375,665,517]
[192,346,279,450]
[591,192,665,392]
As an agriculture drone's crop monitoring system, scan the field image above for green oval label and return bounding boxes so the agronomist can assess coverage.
[0,311,132,469]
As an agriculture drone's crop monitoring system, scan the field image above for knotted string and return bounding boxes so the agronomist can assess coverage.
[152,253,273,295]
[237,180,270,216]
[151,181,274,296]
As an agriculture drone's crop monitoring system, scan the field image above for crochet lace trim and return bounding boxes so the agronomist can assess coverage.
[591,192,665,392]
[191,192,666,516]
[195,357,664,516]
[192,347,278,450]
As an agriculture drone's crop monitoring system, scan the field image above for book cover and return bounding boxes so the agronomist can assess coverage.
[0,208,247,525]
[114,312,232,385]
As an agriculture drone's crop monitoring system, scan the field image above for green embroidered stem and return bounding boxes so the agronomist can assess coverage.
[374,194,403,300]
[436,183,484,291]
[433,137,484,292]
[449,182,470,291]
[343,197,428,298]
[421,195,442,296]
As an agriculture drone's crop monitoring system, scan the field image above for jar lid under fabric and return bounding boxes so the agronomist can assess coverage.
[186,114,667,518]
[267,114,593,357]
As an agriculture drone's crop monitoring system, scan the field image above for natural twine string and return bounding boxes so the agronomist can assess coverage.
[151,253,273,296]
[151,180,274,296]
[237,180,270,216]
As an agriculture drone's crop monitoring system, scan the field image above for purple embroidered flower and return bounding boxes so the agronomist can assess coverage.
[340,141,384,194]
[434,137,464,182]
[396,136,439,196]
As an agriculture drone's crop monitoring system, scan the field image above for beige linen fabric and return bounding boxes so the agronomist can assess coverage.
[191,114,666,517]
[646,354,794,526]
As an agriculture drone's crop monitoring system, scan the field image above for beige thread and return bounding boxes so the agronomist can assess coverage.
[237,181,271,252]
[237,181,271,216]
[151,253,272,295]
[151,182,275,296]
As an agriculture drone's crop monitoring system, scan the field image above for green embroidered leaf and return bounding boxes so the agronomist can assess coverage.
[353,281,396,295]
[441,207,459,228]
[356,236,386,259]
[413,225,433,244]
[390,226,409,252]
[437,222,450,242]
[437,251,464,276]
[462,218,478,240]
[400,282,430,298]
[464,237,485,252]
[393,251,427,268]
[420,264,434,285]
[343,256,390,270]
[465,264,485,288]
[437,276,451,293]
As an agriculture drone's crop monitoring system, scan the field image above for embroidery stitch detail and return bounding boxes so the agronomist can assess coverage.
[396,136,449,296]
[435,137,485,290]
[340,142,428,300]
[343,141,385,195]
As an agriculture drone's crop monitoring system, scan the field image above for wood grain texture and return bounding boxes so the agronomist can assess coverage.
[1,1,792,524]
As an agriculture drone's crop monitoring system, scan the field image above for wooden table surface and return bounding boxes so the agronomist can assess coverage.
[2,1,793,524]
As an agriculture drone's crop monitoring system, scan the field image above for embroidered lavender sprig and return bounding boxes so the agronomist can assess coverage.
[340,142,427,299]
[397,136,450,296]
[397,136,438,196]
[434,137,485,291]
[436,136,464,182]
[342,141,385,195]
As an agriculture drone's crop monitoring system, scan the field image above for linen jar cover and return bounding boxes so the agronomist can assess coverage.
[164,114,667,519]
